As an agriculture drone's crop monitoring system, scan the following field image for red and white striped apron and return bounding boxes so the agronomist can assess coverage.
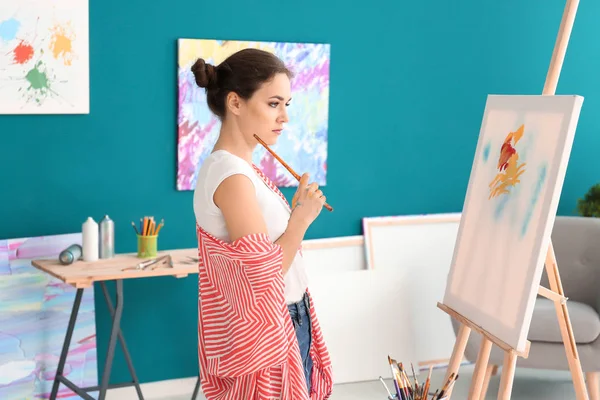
[195,166,333,400]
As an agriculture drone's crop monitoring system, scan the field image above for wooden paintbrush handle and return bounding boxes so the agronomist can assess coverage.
[254,134,333,212]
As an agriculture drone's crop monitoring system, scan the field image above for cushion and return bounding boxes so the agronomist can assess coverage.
[528,298,600,344]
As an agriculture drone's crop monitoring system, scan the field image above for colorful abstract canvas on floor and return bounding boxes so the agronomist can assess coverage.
[0,0,89,114]
[0,233,98,399]
[177,38,330,190]
[443,94,583,353]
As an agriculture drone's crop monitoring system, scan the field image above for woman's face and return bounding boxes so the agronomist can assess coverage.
[235,73,292,146]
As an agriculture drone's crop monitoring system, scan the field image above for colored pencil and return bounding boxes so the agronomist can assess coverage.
[134,216,164,236]
[131,221,140,235]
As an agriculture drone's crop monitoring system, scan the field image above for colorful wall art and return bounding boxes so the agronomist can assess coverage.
[0,0,89,114]
[177,39,330,190]
[442,94,584,353]
[0,233,97,399]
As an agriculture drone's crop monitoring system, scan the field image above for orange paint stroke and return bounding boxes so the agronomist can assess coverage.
[489,124,526,199]
[49,22,76,66]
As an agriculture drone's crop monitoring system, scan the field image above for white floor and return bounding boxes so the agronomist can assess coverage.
[142,365,582,400]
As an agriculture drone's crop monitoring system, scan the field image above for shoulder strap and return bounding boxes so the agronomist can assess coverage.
[252,164,292,211]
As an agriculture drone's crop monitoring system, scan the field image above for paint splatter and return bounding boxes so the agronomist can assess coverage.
[0,18,20,41]
[12,40,34,64]
[482,142,491,162]
[521,164,547,237]
[23,61,52,104]
[489,124,526,199]
[49,23,75,66]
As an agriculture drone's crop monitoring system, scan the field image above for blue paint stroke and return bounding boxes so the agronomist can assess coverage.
[521,164,547,238]
[482,142,491,163]
[0,18,20,42]
[518,132,533,165]
[494,193,510,220]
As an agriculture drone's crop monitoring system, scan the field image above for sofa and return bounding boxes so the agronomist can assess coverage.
[450,215,600,398]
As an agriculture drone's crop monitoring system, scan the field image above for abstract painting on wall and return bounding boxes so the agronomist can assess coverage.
[442,94,583,353]
[0,233,97,399]
[177,38,330,190]
[0,0,89,114]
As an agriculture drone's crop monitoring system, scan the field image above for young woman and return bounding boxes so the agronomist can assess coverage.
[192,48,333,400]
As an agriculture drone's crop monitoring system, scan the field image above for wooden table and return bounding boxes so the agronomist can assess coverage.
[31,248,198,400]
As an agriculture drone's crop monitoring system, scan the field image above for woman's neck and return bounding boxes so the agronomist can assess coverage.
[212,119,255,163]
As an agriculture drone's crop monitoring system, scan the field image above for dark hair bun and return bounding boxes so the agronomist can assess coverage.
[191,58,217,89]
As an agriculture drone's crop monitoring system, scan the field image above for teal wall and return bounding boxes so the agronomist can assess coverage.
[2,0,599,386]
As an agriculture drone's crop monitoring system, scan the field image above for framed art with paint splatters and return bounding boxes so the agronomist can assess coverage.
[177,38,330,190]
[0,0,89,114]
[442,94,583,353]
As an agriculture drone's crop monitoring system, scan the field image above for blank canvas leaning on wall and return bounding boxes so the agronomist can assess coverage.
[308,268,418,384]
[362,213,461,367]
[443,94,584,354]
[302,235,366,274]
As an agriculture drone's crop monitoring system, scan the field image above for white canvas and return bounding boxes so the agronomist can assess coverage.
[0,0,89,114]
[308,269,418,383]
[443,94,584,353]
[363,213,461,366]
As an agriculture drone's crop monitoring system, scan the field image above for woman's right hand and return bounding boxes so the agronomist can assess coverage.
[290,173,326,228]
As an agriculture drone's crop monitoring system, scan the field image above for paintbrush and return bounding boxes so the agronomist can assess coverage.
[392,361,406,397]
[443,375,458,398]
[378,376,394,399]
[411,363,420,396]
[438,373,458,399]
[436,373,455,399]
[388,356,403,399]
[397,362,411,399]
[423,365,433,398]
[254,133,333,211]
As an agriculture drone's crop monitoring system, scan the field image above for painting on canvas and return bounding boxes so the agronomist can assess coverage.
[0,233,97,399]
[177,38,330,190]
[443,94,583,352]
[0,0,89,114]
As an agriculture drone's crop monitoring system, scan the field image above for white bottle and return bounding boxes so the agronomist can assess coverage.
[82,217,99,262]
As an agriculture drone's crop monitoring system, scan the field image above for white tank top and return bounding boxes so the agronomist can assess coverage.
[193,150,309,304]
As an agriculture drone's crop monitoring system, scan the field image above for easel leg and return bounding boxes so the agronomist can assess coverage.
[546,243,589,400]
[49,288,85,400]
[586,372,600,400]
[497,351,517,400]
[480,364,497,399]
[468,338,493,400]
[444,324,471,398]
[100,281,145,399]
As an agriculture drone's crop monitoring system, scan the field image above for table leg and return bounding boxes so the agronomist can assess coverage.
[100,281,144,399]
[192,376,201,399]
[48,280,144,399]
[50,288,87,400]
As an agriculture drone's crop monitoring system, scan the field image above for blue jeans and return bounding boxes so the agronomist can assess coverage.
[288,291,313,393]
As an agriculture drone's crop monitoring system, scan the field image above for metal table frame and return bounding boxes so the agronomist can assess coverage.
[192,377,200,399]
[49,280,144,400]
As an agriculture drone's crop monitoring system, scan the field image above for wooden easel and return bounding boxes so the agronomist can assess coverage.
[437,1,589,399]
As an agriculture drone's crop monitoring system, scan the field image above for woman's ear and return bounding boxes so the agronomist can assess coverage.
[226,92,243,116]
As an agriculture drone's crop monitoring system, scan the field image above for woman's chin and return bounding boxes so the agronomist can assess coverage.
[257,133,279,146]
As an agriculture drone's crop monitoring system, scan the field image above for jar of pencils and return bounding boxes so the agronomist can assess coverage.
[137,234,157,258]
